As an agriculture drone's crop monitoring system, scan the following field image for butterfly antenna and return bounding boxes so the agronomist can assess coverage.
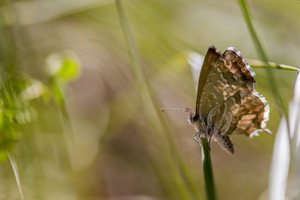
[161,107,192,113]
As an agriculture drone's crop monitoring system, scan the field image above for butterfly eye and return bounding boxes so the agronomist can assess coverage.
[192,115,199,123]
[187,113,197,124]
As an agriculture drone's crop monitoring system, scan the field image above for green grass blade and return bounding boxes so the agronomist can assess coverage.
[238,0,292,149]
[200,138,217,200]
[248,59,299,72]
[238,1,297,199]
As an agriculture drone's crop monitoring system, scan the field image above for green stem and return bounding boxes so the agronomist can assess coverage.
[248,59,299,72]
[200,138,217,200]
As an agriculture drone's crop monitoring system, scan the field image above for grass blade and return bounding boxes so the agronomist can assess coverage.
[201,138,217,200]
[269,74,300,199]
[269,118,290,200]
[238,1,295,199]
[248,59,299,72]
[8,154,24,200]
[290,75,300,149]
[238,0,289,121]
[115,0,201,199]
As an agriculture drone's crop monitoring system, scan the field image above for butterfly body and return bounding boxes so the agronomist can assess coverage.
[188,109,235,154]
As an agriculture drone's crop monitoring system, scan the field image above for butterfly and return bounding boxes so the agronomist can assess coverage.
[163,46,271,154]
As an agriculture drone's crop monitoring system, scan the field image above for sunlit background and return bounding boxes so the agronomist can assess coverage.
[0,0,299,200]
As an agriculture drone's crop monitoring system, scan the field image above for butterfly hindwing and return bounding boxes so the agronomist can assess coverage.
[226,92,270,137]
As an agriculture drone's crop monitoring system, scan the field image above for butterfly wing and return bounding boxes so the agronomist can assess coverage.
[198,47,269,136]
[195,46,221,117]
[199,47,255,118]
[225,92,270,137]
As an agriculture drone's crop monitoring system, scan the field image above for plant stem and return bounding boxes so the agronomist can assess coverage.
[200,138,217,200]
[248,59,299,72]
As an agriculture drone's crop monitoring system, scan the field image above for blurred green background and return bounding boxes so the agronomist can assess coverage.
[0,0,299,199]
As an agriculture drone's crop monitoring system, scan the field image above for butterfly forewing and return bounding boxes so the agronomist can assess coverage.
[195,46,221,117]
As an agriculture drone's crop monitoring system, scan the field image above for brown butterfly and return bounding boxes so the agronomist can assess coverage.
[163,46,270,154]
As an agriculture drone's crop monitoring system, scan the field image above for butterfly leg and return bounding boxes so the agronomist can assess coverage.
[206,125,214,147]
[193,132,211,151]
[193,131,201,143]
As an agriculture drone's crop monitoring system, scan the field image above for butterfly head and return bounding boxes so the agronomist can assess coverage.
[161,107,198,125]
[187,113,208,134]
[187,113,198,125]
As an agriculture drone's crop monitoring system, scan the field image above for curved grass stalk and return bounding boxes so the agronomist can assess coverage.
[269,74,300,200]
[238,0,290,128]
[115,0,201,199]
[238,1,298,199]
[8,154,24,200]
[269,118,291,200]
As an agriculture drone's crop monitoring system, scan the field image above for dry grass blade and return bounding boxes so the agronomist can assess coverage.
[8,154,24,200]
